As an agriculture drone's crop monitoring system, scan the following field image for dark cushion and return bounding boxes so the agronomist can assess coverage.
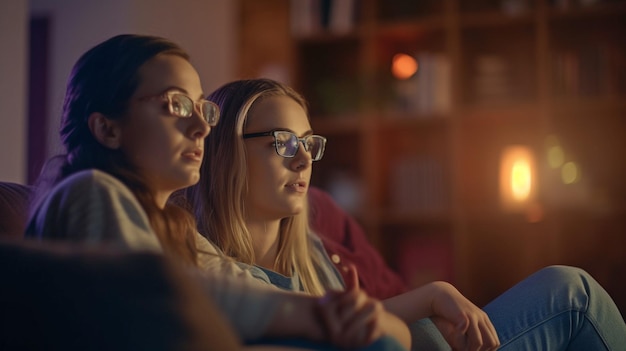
[0,239,240,351]
[0,182,31,238]
[308,187,408,299]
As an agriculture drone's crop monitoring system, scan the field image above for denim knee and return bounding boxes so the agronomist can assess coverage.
[537,265,591,284]
[534,265,595,311]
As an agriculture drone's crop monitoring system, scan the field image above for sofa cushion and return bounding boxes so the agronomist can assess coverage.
[0,239,240,350]
[0,182,31,238]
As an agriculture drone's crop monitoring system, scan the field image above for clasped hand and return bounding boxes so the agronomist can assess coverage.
[429,281,500,351]
[316,265,410,350]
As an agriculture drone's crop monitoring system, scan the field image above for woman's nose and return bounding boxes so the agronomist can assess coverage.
[291,142,312,171]
[190,110,211,139]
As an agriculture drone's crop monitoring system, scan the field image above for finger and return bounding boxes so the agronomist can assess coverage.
[432,316,464,350]
[479,316,500,350]
[316,294,342,342]
[335,290,368,325]
[488,317,500,349]
[323,291,371,349]
[344,263,359,292]
[342,302,380,347]
[447,329,467,351]
[319,289,364,332]
[449,316,472,350]
[464,318,484,351]
[456,315,469,335]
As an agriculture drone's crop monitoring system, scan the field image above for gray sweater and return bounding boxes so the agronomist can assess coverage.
[25,169,285,341]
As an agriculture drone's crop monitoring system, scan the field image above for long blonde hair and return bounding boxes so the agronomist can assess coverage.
[185,79,325,295]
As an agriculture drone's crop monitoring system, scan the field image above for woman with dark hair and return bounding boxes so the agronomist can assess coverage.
[187,77,626,351]
[25,34,409,351]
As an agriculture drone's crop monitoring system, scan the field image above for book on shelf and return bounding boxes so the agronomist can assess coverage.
[551,45,612,97]
[390,156,448,214]
[290,0,358,37]
[393,52,451,117]
[552,51,580,97]
[471,54,512,104]
[550,0,606,10]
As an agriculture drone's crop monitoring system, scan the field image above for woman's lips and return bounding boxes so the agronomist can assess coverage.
[182,149,203,162]
[286,181,307,193]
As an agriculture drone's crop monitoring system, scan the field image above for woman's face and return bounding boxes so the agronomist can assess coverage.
[243,95,313,221]
[118,54,210,201]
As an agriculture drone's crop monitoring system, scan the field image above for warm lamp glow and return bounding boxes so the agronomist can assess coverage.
[391,53,418,80]
[511,160,532,201]
[500,146,536,211]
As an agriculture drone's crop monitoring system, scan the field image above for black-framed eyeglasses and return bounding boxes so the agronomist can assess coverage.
[140,92,220,126]
[243,130,327,161]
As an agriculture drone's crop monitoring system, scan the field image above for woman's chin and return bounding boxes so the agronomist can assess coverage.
[289,204,304,215]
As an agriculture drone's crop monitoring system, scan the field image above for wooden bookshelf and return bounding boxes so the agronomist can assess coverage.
[238,0,626,313]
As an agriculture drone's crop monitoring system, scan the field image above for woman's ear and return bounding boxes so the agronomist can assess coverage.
[88,112,122,149]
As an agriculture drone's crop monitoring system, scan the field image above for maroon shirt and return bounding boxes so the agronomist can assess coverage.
[308,187,408,299]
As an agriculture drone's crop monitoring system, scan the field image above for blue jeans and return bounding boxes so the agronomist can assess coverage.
[409,265,626,350]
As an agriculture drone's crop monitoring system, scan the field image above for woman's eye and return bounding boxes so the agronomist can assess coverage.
[171,100,184,114]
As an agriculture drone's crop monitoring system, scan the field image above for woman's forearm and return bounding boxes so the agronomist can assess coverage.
[264,293,327,341]
[383,281,444,323]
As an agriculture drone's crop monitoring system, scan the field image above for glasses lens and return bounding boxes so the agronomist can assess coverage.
[307,136,326,161]
[203,101,220,126]
[169,94,193,118]
[274,131,298,157]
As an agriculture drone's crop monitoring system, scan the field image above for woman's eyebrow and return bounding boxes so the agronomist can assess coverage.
[162,87,205,100]
[160,86,186,95]
[272,128,314,137]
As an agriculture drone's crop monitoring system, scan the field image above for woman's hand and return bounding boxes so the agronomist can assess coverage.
[317,265,411,350]
[429,281,499,351]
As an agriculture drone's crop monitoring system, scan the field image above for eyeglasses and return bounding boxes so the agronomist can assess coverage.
[243,130,327,161]
[140,92,220,126]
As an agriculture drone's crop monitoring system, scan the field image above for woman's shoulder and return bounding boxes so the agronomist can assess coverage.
[57,169,130,194]
[33,169,132,212]
[46,169,138,208]
[25,169,154,247]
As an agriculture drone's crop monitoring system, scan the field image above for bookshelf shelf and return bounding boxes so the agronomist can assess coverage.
[376,17,447,31]
[548,2,626,18]
[459,11,537,27]
[239,0,626,311]
[295,30,363,43]
[551,95,626,112]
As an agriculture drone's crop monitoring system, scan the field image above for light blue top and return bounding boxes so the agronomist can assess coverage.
[237,232,346,292]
